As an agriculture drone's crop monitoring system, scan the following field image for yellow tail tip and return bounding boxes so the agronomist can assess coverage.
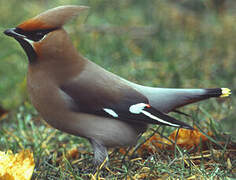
[220,88,231,98]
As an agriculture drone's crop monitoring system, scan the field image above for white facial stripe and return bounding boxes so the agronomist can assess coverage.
[141,110,180,127]
[129,103,147,114]
[14,32,27,39]
[39,34,47,42]
[23,38,35,47]
[23,34,47,48]
[103,108,118,118]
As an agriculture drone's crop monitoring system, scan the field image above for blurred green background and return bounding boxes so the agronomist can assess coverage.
[0,0,235,134]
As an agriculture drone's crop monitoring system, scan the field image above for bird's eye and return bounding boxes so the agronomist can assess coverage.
[32,31,46,42]
[36,32,44,37]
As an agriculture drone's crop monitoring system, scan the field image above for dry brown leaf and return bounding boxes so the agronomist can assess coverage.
[0,106,8,121]
[66,147,79,159]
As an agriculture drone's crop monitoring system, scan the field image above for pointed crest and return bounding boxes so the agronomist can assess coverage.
[18,5,89,31]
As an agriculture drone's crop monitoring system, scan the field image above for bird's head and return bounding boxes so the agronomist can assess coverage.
[4,5,89,63]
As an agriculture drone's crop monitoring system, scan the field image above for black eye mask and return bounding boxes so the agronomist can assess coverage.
[14,27,57,42]
[4,27,57,63]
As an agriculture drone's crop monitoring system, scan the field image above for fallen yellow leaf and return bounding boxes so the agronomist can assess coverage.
[168,126,211,149]
[0,149,35,180]
[134,126,212,156]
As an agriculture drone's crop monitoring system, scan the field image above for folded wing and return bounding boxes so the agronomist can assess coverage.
[61,71,193,130]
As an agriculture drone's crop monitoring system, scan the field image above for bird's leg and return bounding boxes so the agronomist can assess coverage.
[89,139,108,172]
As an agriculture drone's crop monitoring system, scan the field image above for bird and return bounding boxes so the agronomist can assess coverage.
[4,5,231,167]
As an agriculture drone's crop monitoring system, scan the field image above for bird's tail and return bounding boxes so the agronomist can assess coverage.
[131,85,231,113]
[203,88,231,98]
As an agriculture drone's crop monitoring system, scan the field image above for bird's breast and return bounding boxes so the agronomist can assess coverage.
[26,66,148,147]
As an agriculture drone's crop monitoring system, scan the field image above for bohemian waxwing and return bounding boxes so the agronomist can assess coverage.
[4,5,231,166]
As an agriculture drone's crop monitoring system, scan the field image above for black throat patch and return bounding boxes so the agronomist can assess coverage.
[14,37,37,64]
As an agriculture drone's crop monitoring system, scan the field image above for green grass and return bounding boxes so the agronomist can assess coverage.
[0,0,235,179]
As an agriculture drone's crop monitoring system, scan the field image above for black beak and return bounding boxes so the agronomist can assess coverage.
[4,28,26,39]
